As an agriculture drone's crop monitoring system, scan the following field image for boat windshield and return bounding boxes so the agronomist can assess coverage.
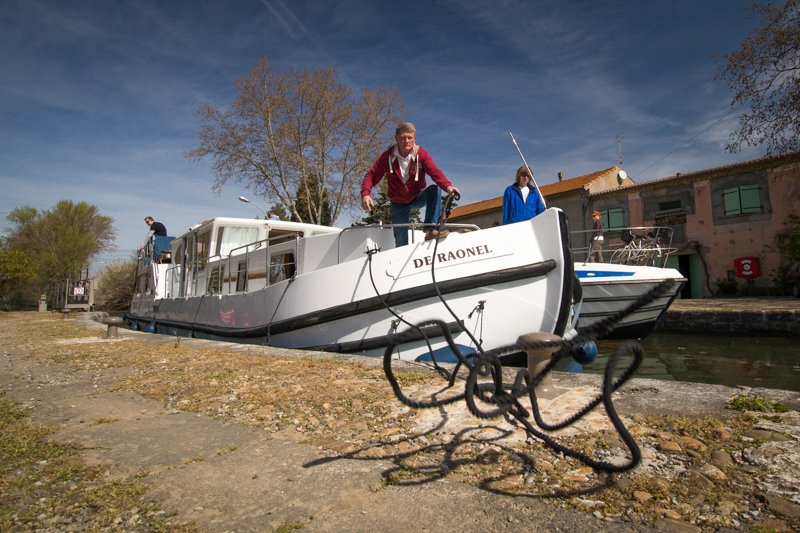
[216,226,260,258]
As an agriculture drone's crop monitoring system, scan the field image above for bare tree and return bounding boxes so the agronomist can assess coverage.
[94,258,137,311]
[187,58,405,225]
[717,0,800,154]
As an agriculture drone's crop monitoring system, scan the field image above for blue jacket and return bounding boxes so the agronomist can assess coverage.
[502,183,546,224]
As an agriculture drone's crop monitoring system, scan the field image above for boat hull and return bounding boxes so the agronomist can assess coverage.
[128,209,578,362]
[575,263,686,339]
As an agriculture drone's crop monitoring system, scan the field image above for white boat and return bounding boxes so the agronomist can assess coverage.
[573,226,686,339]
[127,208,580,363]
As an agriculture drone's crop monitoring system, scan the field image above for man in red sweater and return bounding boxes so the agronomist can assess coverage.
[360,122,460,246]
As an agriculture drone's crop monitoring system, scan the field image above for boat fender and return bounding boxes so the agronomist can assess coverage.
[144,321,156,333]
[571,340,598,365]
[130,321,138,331]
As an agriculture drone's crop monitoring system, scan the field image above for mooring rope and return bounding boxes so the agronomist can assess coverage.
[382,281,673,473]
[368,194,675,473]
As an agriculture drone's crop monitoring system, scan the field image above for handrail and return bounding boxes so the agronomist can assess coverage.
[336,222,481,263]
[164,264,180,298]
[160,221,491,299]
[224,239,267,294]
[221,232,300,295]
[571,225,677,267]
[160,232,302,299]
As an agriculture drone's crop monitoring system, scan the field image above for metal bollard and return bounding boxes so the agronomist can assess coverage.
[103,317,124,338]
[516,332,565,400]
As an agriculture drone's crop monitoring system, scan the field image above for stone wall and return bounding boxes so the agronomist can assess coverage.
[657,308,800,336]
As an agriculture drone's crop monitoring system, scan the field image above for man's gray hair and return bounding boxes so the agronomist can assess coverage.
[395,122,416,136]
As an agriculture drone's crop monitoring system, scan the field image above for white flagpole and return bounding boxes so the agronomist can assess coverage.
[509,132,546,208]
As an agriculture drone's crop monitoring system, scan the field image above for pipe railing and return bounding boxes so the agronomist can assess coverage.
[571,225,677,267]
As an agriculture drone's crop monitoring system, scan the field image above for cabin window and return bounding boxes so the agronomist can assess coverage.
[723,185,761,215]
[208,263,224,294]
[217,226,259,258]
[269,252,296,284]
[600,208,625,229]
[236,260,248,292]
[268,230,301,244]
[195,231,211,269]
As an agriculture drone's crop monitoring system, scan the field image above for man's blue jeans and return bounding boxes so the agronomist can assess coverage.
[390,184,443,246]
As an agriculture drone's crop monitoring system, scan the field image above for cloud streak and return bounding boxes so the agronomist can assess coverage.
[0,0,766,263]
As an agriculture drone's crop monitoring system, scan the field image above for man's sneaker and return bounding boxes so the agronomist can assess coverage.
[424,229,450,241]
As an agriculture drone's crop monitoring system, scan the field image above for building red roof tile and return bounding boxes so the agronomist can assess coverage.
[450,166,619,219]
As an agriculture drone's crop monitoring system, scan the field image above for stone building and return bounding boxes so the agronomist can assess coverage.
[448,151,800,298]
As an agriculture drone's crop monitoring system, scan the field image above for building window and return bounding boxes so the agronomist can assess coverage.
[601,208,625,229]
[658,199,682,211]
[723,185,761,215]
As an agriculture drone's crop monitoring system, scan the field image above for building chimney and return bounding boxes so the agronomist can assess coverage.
[558,171,563,182]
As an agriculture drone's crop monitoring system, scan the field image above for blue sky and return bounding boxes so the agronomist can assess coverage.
[0,0,765,270]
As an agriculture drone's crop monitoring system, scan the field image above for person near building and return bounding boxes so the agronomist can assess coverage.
[588,210,604,262]
[360,122,460,246]
[501,165,546,225]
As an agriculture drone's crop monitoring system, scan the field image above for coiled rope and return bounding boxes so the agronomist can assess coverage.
[370,193,675,473]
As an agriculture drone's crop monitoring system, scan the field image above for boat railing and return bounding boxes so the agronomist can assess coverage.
[162,222,484,298]
[336,222,481,262]
[571,225,678,267]
[162,233,300,298]
[164,264,181,298]
[220,233,300,295]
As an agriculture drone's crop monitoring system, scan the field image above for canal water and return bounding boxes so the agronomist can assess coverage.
[578,332,800,393]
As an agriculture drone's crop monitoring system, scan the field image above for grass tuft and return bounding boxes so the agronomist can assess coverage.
[729,394,789,413]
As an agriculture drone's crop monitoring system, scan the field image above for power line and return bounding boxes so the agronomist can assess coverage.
[633,103,744,181]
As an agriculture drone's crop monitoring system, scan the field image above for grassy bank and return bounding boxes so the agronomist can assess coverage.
[0,392,196,531]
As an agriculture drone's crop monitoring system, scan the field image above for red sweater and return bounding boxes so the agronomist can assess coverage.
[360,145,452,205]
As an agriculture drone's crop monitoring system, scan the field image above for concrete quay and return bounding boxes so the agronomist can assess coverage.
[657,297,800,336]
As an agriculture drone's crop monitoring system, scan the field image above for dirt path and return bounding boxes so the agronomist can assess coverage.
[1,311,798,532]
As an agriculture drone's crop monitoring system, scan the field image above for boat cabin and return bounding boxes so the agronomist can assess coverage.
[133,217,400,301]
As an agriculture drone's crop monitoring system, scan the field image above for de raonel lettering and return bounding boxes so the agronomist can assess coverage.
[412,244,493,268]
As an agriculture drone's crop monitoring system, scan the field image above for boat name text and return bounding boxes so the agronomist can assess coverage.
[413,244,493,269]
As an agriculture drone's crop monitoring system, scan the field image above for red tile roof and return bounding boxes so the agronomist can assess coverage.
[450,167,618,219]
[449,196,502,218]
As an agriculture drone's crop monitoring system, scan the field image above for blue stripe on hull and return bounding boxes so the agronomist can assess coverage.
[575,270,636,278]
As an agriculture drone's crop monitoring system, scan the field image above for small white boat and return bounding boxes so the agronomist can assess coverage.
[574,262,685,339]
[574,226,686,339]
[128,208,580,362]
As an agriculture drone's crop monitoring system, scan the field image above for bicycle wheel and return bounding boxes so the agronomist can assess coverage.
[610,245,631,264]
[637,243,660,266]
